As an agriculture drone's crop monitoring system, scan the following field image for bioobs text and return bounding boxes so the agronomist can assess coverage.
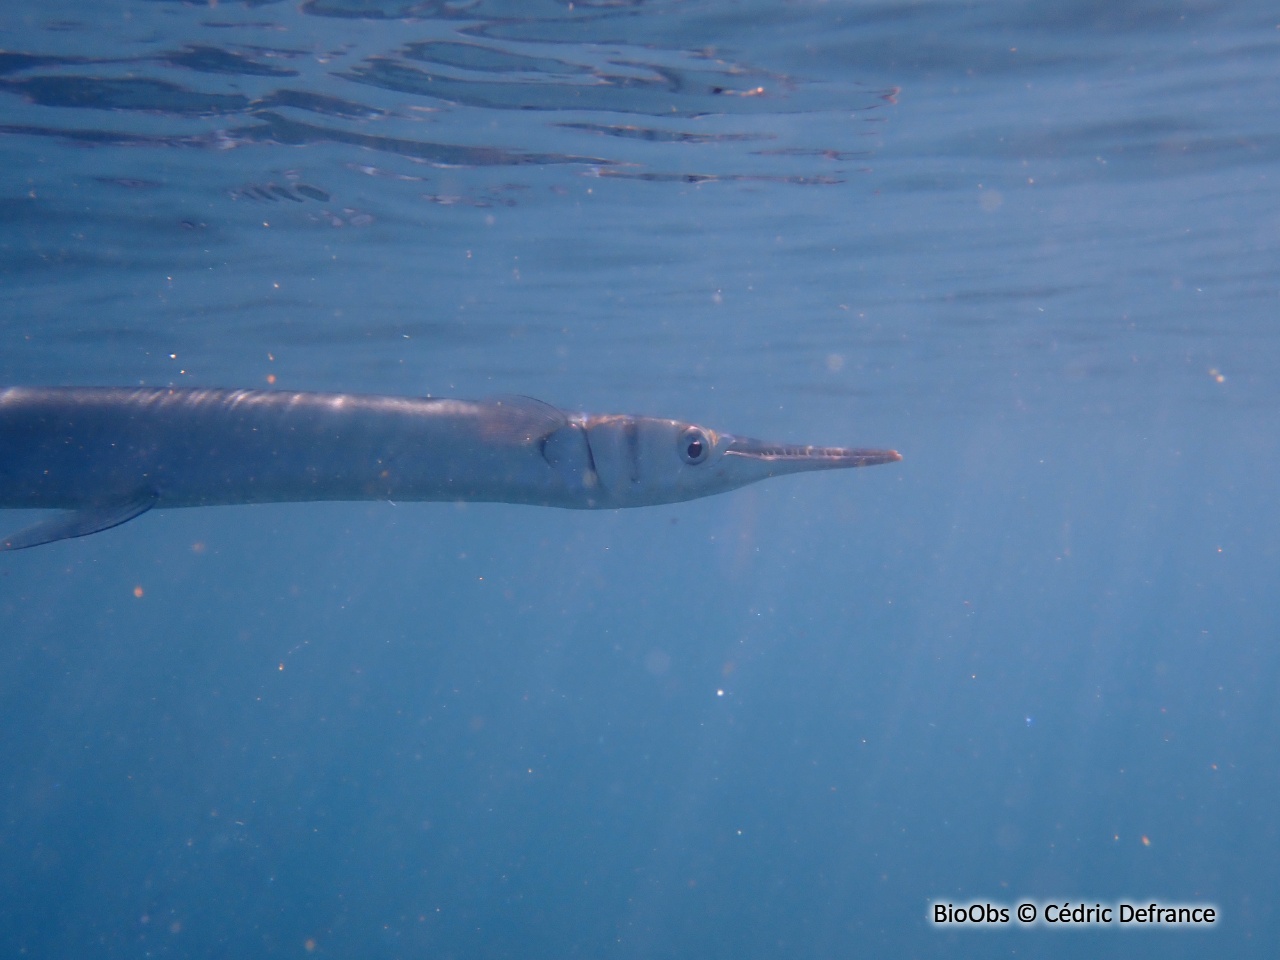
[933,903,1009,925]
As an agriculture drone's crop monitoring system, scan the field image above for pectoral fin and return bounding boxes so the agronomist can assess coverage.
[484,395,570,443]
[0,491,158,551]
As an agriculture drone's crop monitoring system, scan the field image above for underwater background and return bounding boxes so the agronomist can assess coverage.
[1,0,1278,957]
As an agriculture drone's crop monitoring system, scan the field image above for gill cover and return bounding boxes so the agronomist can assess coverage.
[540,420,599,494]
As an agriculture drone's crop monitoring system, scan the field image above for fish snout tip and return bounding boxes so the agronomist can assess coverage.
[850,448,901,467]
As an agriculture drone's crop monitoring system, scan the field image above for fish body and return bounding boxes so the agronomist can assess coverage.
[0,387,900,549]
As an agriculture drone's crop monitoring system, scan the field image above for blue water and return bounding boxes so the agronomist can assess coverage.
[2,1,1278,957]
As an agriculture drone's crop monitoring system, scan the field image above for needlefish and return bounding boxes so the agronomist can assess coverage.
[0,386,901,550]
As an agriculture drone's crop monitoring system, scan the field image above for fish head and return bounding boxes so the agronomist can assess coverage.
[579,414,901,508]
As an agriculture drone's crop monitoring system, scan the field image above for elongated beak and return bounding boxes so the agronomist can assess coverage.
[723,436,902,473]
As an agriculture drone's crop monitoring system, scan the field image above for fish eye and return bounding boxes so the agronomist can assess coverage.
[678,427,711,465]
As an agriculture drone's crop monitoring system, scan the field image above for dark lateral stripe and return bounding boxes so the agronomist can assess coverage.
[625,418,640,483]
